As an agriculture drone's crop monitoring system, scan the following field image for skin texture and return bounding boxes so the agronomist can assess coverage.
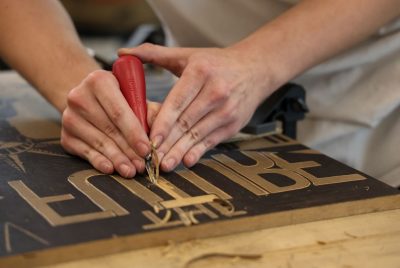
[118,46,263,171]
[120,0,400,172]
[1,0,400,177]
[0,0,158,177]
[0,0,99,111]
[62,70,160,177]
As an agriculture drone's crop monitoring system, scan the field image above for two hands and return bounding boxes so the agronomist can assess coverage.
[61,44,271,177]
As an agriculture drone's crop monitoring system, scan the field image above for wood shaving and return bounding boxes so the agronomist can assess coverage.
[159,210,172,225]
[183,252,262,268]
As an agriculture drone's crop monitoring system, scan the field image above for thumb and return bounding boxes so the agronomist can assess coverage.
[118,43,193,76]
[147,101,161,129]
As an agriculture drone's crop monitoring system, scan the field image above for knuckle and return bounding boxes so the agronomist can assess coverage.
[188,128,201,142]
[85,70,113,90]
[220,107,232,120]
[92,137,107,152]
[124,131,139,146]
[221,103,238,122]
[109,105,124,122]
[66,87,83,108]
[210,82,229,103]
[203,137,217,150]
[82,149,92,160]
[189,58,210,78]
[87,69,109,81]
[93,138,122,164]
[177,116,191,133]
[171,93,187,111]
[103,123,119,137]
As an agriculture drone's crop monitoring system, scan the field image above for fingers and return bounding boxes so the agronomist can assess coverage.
[150,48,260,171]
[61,129,113,175]
[157,81,228,169]
[149,61,210,148]
[147,101,161,128]
[118,43,194,76]
[160,103,238,171]
[61,70,152,178]
[118,46,262,173]
[183,123,238,167]
[68,85,142,166]
[86,71,150,157]
[62,108,138,178]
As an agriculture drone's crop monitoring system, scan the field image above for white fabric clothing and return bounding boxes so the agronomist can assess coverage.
[147,0,400,187]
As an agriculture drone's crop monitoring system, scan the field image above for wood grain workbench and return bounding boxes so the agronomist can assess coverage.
[0,71,399,268]
[45,209,400,268]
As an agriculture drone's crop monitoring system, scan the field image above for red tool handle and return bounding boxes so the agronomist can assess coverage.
[112,55,149,134]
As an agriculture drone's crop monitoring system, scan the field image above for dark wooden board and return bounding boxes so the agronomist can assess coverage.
[0,72,399,267]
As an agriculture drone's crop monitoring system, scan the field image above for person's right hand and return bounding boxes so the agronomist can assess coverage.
[60,70,160,178]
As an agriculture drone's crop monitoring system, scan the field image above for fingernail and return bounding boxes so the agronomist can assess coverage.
[120,164,132,178]
[136,141,150,157]
[133,159,145,173]
[101,162,113,174]
[163,158,176,171]
[185,152,195,167]
[152,135,163,148]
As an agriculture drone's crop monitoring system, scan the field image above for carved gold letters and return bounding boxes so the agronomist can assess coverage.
[68,170,129,217]
[200,159,267,196]
[8,149,368,228]
[268,153,367,185]
[8,180,117,226]
[213,151,310,194]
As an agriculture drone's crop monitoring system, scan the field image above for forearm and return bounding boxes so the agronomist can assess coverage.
[0,0,100,112]
[230,0,400,101]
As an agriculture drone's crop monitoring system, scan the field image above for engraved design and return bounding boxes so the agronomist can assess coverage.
[232,134,298,150]
[0,99,67,173]
[6,148,367,231]
[138,172,247,230]
[1,76,398,266]
[3,222,49,253]
[0,138,67,173]
[8,179,118,227]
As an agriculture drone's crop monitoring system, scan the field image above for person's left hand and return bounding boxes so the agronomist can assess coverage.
[119,44,275,172]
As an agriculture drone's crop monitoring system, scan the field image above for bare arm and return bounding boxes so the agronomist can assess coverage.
[231,0,400,99]
[0,0,100,112]
[0,0,152,177]
[121,0,400,171]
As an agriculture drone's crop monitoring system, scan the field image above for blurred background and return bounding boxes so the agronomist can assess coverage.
[62,0,162,63]
[0,0,174,102]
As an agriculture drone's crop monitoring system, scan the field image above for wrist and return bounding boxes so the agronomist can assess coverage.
[227,40,288,107]
[38,54,100,113]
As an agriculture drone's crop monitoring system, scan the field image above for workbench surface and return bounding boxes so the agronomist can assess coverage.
[45,209,400,268]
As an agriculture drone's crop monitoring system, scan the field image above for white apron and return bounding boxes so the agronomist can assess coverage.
[147,0,400,187]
